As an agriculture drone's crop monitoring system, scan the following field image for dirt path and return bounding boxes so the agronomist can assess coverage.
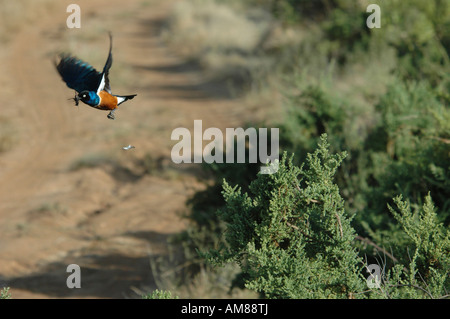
[0,0,250,298]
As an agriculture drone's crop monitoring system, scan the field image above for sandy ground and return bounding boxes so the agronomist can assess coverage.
[0,0,257,298]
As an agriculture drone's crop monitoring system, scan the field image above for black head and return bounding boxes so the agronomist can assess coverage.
[78,91,90,103]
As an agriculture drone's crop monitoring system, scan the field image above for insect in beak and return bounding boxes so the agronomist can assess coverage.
[68,93,80,106]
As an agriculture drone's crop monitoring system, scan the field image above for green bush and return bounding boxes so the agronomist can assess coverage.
[382,194,449,298]
[205,136,365,298]
[203,136,449,298]
[365,80,450,228]
[0,287,11,299]
[278,77,449,272]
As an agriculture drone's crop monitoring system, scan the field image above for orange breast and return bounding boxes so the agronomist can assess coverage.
[97,90,118,110]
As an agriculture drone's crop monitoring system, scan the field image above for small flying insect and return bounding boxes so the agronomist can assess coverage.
[122,145,135,150]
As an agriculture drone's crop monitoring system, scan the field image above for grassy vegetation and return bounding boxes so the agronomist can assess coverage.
[0,287,11,299]
[162,0,286,95]
[142,289,179,299]
[153,0,449,299]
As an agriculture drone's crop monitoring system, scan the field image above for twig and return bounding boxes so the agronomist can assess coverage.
[335,212,343,239]
[353,284,437,299]
[428,136,450,144]
[293,182,322,204]
[361,261,389,298]
[294,183,302,193]
[285,219,313,241]
[391,284,434,299]
[355,235,399,263]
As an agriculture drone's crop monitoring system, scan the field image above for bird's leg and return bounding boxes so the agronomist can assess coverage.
[107,110,116,120]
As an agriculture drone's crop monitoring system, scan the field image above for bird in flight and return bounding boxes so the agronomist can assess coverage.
[55,33,136,120]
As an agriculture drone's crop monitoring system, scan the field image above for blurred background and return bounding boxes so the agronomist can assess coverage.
[0,0,448,298]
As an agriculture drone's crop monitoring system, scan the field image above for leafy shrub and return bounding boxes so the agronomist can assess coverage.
[367,194,449,299]
[387,194,449,297]
[142,289,179,299]
[0,287,11,299]
[203,136,449,298]
[205,136,366,298]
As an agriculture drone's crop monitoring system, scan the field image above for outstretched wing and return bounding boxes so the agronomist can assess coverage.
[55,55,102,93]
[55,33,113,94]
[97,32,113,94]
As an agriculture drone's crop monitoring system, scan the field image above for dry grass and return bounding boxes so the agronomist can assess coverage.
[161,0,286,94]
[143,252,259,299]
[163,0,273,58]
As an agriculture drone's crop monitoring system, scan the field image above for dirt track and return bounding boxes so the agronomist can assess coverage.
[0,0,252,298]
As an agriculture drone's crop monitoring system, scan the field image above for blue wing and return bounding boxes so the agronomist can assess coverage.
[55,55,102,93]
[56,33,113,94]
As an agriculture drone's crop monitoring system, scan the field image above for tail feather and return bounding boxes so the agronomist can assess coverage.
[116,94,137,105]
